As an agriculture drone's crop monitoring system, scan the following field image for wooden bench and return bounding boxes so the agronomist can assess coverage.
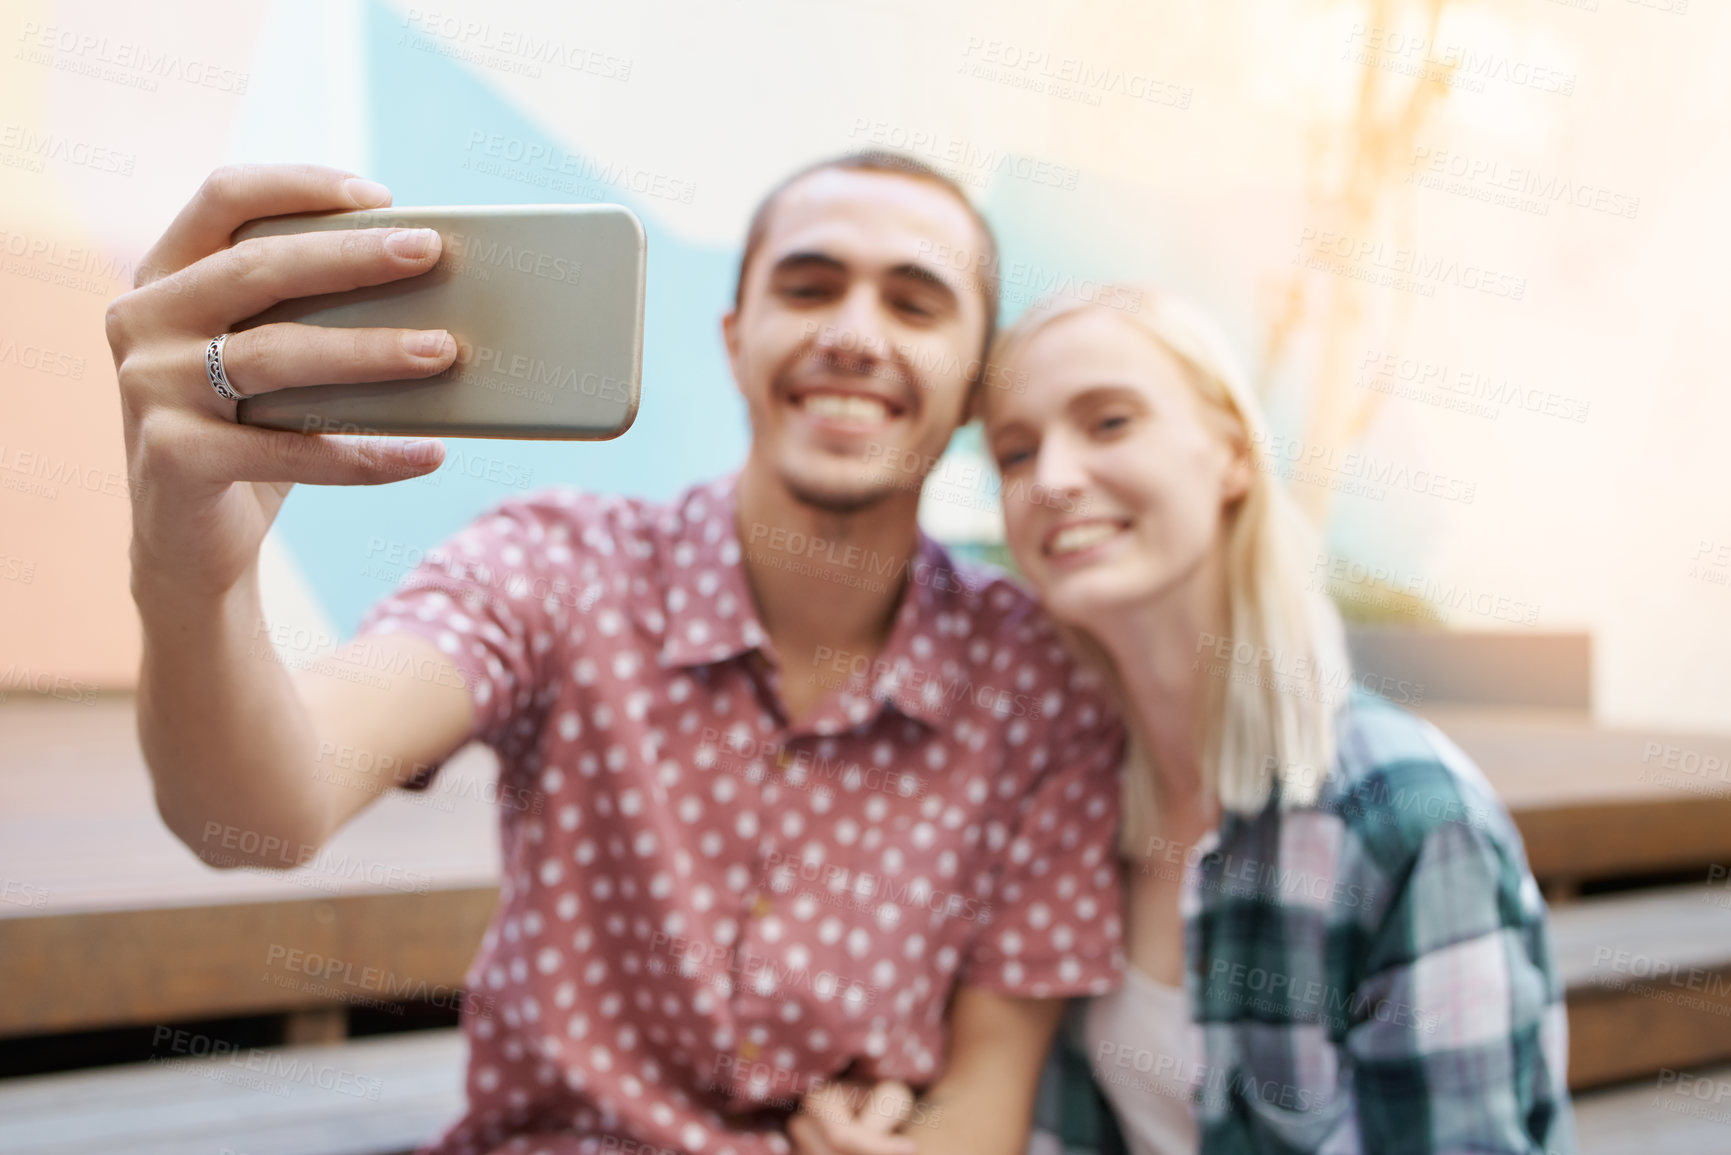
[0,1028,464,1155]
[1421,705,1731,891]
[9,676,1731,1148]
[0,695,501,1043]
[1573,1063,1731,1155]
[1346,625,1593,711]
[0,1018,1722,1155]
[1551,881,1731,1089]
[1348,629,1731,891]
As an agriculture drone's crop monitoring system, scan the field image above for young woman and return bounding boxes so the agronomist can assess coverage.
[794,288,1576,1154]
[995,287,1575,1154]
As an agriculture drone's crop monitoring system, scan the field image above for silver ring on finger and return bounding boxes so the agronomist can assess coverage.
[205,333,243,401]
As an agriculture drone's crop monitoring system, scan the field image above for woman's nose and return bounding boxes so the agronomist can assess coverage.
[1032,432,1090,497]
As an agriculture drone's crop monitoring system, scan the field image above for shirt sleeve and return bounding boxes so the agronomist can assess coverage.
[1345,815,1576,1154]
[352,491,582,789]
[959,689,1127,999]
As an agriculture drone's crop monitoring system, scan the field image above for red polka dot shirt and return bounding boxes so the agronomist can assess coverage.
[356,472,1127,1155]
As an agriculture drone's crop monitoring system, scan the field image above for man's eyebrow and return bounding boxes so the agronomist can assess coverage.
[768,251,847,278]
[767,251,961,307]
[885,262,960,305]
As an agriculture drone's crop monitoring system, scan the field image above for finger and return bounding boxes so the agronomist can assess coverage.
[225,427,447,487]
[801,1082,862,1125]
[787,1115,842,1155]
[160,226,444,334]
[145,407,445,491]
[796,1082,916,1155]
[819,1121,918,1155]
[860,1082,915,1134]
[138,163,392,287]
[199,323,456,400]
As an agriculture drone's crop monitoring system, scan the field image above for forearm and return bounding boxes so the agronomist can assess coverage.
[133,558,328,868]
[905,1074,1035,1155]
[900,986,1065,1155]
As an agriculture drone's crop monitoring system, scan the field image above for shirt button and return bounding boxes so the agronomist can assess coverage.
[739,1039,761,1061]
[751,894,773,918]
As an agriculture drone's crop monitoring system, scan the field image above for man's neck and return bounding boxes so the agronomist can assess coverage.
[733,459,923,720]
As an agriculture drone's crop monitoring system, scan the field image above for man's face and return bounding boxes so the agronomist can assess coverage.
[724,169,990,514]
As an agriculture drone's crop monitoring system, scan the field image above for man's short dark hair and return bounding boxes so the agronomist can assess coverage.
[732,150,1001,363]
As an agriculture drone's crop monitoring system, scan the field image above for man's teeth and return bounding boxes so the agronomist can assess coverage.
[1050,523,1121,555]
[801,394,891,424]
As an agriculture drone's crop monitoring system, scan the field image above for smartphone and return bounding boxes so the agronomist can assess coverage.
[229,204,646,440]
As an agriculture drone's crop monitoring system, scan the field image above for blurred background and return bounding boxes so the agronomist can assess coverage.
[1,0,1728,1152]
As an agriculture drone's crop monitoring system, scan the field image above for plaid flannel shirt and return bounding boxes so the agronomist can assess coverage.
[1040,689,1576,1155]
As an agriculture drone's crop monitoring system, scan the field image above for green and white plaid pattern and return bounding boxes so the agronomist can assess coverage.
[1044,689,1575,1154]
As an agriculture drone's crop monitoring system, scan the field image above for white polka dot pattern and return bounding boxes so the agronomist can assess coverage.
[354,473,1126,1155]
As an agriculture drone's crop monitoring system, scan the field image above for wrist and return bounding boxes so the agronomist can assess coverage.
[131,551,260,644]
[129,532,245,611]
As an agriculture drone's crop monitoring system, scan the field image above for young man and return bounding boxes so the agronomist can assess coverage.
[108,153,1126,1155]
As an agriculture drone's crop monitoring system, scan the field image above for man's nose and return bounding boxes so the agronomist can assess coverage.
[816,285,892,370]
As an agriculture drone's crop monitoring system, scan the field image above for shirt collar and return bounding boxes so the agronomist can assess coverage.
[655,472,770,670]
[849,533,973,729]
[655,472,971,733]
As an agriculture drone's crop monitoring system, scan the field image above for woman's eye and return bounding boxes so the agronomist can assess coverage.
[996,448,1033,471]
[1094,413,1131,435]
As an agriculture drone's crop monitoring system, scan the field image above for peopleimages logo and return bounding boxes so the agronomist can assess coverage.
[0,664,98,704]
[1191,632,1426,707]
[761,848,993,926]
[1250,431,1477,506]
[442,229,582,284]
[645,930,881,1006]
[701,725,928,799]
[14,21,251,94]
[0,123,135,174]
[264,945,494,1018]
[1294,228,1526,301]
[1341,23,1576,97]
[401,10,633,80]
[809,645,1046,722]
[1405,146,1640,221]
[0,443,136,500]
[461,132,695,204]
[1355,349,1590,425]
[846,119,1082,191]
[1310,552,1541,627]
[151,1026,379,1100]
[452,340,632,403]
[956,37,1193,109]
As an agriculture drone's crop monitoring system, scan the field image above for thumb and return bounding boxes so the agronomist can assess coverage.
[859,1081,914,1134]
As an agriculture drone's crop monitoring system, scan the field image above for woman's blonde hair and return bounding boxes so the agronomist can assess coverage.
[984,287,1350,854]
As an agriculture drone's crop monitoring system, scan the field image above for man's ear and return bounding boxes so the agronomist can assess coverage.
[961,373,985,427]
[722,308,744,394]
[963,347,1000,426]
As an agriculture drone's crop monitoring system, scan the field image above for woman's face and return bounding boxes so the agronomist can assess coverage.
[984,309,1252,630]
